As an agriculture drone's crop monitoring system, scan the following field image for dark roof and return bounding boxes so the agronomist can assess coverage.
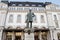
[2,1,52,7]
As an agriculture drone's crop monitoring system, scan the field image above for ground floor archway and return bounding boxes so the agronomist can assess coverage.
[2,29,50,40]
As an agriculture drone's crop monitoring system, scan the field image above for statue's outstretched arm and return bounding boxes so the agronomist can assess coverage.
[32,13,35,17]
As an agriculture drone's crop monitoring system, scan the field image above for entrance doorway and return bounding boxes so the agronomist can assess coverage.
[34,31,48,40]
[15,32,22,40]
[34,36,39,40]
[4,31,23,40]
[15,36,21,40]
[34,32,39,40]
[6,32,12,40]
[41,31,48,40]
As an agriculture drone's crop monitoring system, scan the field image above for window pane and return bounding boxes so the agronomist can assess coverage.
[41,15,45,23]
[54,15,57,20]
[54,15,59,28]
[8,15,13,23]
[17,15,21,23]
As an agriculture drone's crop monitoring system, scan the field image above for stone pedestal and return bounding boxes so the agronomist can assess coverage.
[24,33,34,40]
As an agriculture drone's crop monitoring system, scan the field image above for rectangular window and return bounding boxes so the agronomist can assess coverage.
[18,8,23,10]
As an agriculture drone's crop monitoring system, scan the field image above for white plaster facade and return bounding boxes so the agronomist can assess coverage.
[0,1,60,40]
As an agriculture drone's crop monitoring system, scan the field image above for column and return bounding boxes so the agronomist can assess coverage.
[50,30,53,40]
[2,32,6,40]
[53,30,58,40]
[39,31,42,40]
[12,31,15,40]
[21,32,24,40]
[0,29,3,40]
[47,31,50,40]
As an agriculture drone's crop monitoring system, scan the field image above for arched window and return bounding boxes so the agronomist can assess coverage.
[54,15,57,20]
[41,15,45,23]
[54,15,59,28]
[17,15,21,23]
[8,15,13,23]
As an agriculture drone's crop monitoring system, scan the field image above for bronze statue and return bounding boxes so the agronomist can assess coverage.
[26,9,35,28]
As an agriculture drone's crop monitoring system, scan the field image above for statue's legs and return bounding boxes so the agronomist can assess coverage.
[27,22,29,28]
[30,21,32,28]
[26,21,32,28]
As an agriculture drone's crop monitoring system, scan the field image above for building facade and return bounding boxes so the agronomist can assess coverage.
[0,0,60,40]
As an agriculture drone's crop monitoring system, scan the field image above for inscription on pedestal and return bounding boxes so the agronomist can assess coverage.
[25,33,34,40]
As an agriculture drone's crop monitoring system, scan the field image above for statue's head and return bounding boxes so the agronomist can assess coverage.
[29,9,31,12]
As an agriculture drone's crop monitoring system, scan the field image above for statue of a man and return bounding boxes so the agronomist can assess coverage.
[26,9,35,28]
